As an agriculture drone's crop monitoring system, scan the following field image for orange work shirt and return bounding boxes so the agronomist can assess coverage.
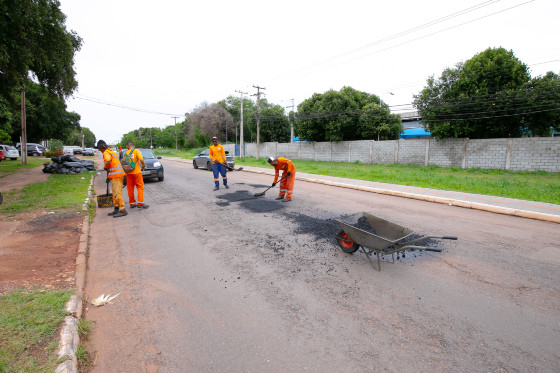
[273,157,295,183]
[209,144,226,164]
[124,148,144,175]
[103,149,125,178]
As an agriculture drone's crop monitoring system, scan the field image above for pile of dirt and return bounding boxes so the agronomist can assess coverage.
[0,211,83,295]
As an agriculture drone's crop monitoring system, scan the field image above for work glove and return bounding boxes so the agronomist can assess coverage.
[287,172,292,176]
[272,182,277,187]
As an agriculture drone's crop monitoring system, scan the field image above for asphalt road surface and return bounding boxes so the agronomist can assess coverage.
[85,158,559,372]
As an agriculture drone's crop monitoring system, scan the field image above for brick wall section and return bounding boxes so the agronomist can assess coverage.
[398,139,426,165]
[466,138,508,169]
[428,138,465,168]
[237,137,559,172]
[373,141,397,164]
[314,142,331,162]
[331,142,350,162]
[510,138,560,172]
[349,141,371,163]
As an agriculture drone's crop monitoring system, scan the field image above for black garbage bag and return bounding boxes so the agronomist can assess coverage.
[43,157,95,174]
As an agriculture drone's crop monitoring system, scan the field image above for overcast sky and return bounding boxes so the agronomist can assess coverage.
[59,0,559,144]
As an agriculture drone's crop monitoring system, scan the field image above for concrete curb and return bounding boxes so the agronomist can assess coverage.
[164,157,559,224]
[55,174,93,373]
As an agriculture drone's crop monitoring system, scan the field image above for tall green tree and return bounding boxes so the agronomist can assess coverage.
[0,0,82,162]
[66,127,95,147]
[411,47,551,139]
[219,95,256,143]
[520,72,560,136]
[248,99,291,143]
[296,86,401,141]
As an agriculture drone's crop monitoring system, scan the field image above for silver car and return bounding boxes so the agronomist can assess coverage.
[192,149,235,171]
[0,145,19,160]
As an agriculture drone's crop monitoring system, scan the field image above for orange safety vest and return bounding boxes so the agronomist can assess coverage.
[273,157,295,183]
[103,149,125,178]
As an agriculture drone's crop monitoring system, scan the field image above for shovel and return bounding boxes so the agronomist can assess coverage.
[221,162,243,172]
[96,172,114,208]
[254,174,288,197]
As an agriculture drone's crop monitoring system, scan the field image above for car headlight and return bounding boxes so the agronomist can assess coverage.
[153,161,161,167]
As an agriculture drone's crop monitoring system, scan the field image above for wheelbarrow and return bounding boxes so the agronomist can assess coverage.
[335,212,457,271]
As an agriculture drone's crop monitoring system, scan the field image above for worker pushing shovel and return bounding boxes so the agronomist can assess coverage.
[266,156,296,202]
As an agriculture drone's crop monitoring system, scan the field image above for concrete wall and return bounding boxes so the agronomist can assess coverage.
[225,137,560,172]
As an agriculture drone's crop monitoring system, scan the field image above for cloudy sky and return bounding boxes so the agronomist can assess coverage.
[59,0,559,144]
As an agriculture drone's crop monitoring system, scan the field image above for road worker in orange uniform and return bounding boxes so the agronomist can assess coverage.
[267,156,295,202]
[209,136,229,191]
[124,140,149,209]
[97,140,127,218]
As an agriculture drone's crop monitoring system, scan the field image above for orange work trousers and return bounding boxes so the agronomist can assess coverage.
[278,172,295,200]
[126,173,145,206]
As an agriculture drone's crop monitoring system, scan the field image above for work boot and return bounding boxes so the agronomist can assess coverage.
[224,184,229,189]
[107,207,118,216]
[213,187,219,191]
[112,210,128,218]
[130,204,137,208]
[139,204,149,209]
[282,199,292,202]
[275,196,284,200]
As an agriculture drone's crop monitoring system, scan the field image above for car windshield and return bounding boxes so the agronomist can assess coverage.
[140,149,156,159]
[7,146,16,150]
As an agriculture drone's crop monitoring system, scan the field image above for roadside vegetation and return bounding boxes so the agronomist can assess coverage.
[234,157,560,205]
[0,161,94,372]
[0,289,73,372]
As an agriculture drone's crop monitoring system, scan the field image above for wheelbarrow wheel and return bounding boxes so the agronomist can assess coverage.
[336,230,359,253]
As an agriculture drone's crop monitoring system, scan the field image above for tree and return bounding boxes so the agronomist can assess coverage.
[520,72,560,136]
[14,80,81,143]
[411,47,554,139]
[66,127,95,147]
[219,95,256,143]
[186,102,234,147]
[295,86,401,141]
[0,0,82,162]
[248,99,291,143]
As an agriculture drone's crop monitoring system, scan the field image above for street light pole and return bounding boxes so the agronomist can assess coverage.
[172,116,179,151]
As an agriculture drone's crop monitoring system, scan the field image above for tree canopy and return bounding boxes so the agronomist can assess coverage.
[295,86,401,141]
[0,0,82,97]
[413,47,560,139]
[186,102,234,147]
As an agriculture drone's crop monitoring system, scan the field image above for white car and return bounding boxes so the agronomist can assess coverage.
[0,145,20,160]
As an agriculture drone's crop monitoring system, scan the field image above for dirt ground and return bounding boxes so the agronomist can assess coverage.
[0,166,83,295]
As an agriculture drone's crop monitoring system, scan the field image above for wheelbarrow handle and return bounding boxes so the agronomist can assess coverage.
[442,236,458,240]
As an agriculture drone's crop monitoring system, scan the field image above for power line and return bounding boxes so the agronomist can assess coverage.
[73,95,185,117]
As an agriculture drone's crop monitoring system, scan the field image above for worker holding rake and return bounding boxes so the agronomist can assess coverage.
[97,140,127,218]
[267,156,296,202]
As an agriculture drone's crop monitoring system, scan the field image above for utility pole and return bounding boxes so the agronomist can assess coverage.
[235,89,247,157]
[285,98,295,143]
[172,116,180,151]
[252,85,265,160]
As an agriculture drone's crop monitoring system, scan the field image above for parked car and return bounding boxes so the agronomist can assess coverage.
[0,145,19,160]
[16,144,43,156]
[0,149,4,161]
[83,148,95,156]
[73,147,83,155]
[192,149,235,171]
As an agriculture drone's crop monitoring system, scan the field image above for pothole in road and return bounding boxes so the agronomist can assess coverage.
[215,190,286,212]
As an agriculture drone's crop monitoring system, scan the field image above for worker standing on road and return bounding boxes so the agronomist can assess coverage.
[209,136,229,191]
[97,140,127,218]
[124,140,149,209]
[267,156,296,202]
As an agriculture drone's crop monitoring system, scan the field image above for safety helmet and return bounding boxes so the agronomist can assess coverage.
[267,156,276,164]
[211,136,218,141]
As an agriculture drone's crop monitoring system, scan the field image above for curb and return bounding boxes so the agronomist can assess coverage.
[163,157,559,224]
[55,173,93,373]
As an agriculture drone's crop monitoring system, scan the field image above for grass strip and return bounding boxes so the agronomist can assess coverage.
[0,289,73,373]
[235,157,560,205]
[0,172,93,215]
[0,158,46,178]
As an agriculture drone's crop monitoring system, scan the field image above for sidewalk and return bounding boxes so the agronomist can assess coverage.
[165,157,560,224]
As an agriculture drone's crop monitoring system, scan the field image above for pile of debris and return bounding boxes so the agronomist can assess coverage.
[42,155,95,174]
